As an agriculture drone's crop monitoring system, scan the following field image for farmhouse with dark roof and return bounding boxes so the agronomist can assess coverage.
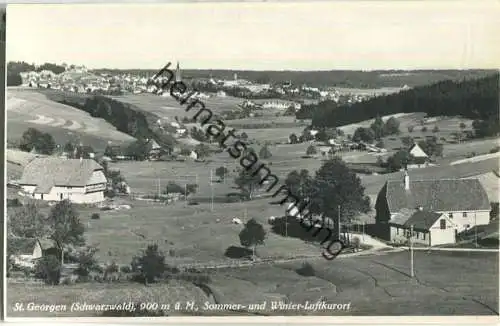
[18,157,107,203]
[375,170,491,245]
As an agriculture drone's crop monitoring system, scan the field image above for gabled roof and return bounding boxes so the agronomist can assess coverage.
[409,143,428,158]
[390,209,445,231]
[19,158,104,192]
[385,178,490,213]
[403,210,444,230]
[8,237,59,255]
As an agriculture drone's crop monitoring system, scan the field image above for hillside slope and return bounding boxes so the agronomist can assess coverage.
[7,89,136,150]
[305,73,499,131]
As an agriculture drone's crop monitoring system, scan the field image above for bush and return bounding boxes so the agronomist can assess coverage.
[34,255,61,285]
[120,265,132,274]
[259,145,272,159]
[131,244,167,284]
[75,247,100,277]
[91,213,100,220]
[407,125,414,133]
[7,198,22,207]
[306,145,317,156]
[421,126,428,132]
[489,146,500,154]
[432,125,440,133]
[466,152,476,158]
[296,262,315,277]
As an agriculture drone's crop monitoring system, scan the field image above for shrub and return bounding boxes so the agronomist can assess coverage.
[91,213,100,220]
[466,152,476,158]
[75,246,100,277]
[259,145,272,159]
[432,125,440,133]
[489,146,500,154]
[119,265,132,274]
[34,255,61,285]
[407,125,414,133]
[296,262,315,277]
[7,198,22,207]
[421,126,428,132]
[131,244,166,284]
[306,145,317,156]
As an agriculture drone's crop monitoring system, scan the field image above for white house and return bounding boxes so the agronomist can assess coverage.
[18,157,107,204]
[375,170,491,241]
[9,237,61,268]
[409,143,429,158]
[387,208,457,246]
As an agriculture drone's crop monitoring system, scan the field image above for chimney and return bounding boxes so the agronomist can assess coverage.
[404,169,410,190]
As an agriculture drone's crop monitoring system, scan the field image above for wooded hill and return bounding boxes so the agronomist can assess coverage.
[301,73,499,137]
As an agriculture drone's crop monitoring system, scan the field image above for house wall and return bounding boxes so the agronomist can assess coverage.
[390,225,430,246]
[436,210,490,232]
[407,163,430,169]
[23,185,105,204]
[32,242,43,259]
[429,217,456,246]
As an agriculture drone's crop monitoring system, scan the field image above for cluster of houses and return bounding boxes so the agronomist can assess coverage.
[17,61,387,106]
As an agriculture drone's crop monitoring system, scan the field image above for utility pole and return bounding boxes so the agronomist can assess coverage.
[474,212,478,247]
[184,183,187,207]
[410,224,414,278]
[210,169,214,211]
[337,205,341,241]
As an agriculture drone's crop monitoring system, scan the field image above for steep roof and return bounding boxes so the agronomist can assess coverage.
[403,210,444,230]
[385,178,490,213]
[9,237,59,255]
[19,158,104,192]
[409,143,428,158]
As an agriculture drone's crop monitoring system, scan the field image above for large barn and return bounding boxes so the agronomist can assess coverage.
[375,170,491,244]
[18,157,107,203]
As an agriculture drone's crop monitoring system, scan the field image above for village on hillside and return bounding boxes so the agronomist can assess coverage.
[4,3,499,319]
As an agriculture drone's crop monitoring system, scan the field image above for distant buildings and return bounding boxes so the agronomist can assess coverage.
[407,143,431,169]
[18,157,107,203]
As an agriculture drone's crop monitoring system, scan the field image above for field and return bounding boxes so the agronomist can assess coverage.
[7,250,498,316]
[70,197,324,266]
[6,88,135,150]
[6,88,500,317]
[110,93,244,120]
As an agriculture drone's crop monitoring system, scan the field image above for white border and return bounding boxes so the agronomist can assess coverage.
[2,1,500,325]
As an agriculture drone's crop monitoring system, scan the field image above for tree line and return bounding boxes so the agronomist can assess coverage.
[43,91,157,140]
[299,74,499,138]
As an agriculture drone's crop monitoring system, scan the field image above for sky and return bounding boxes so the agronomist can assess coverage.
[6,1,500,71]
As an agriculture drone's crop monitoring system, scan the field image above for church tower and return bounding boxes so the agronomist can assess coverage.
[175,61,181,82]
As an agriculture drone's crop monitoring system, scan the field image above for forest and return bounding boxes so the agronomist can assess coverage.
[299,73,499,137]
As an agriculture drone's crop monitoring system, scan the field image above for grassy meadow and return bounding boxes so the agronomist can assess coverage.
[6,88,499,318]
[8,250,498,316]
[7,88,135,150]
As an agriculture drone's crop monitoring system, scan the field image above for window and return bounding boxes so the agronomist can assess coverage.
[440,219,446,230]
[448,213,453,219]
[396,228,399,235]
[463,212,467,217]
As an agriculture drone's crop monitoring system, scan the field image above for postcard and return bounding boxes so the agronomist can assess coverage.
[3,1,499,323]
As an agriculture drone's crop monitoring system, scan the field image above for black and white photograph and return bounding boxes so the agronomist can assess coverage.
[4,1,499,320]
